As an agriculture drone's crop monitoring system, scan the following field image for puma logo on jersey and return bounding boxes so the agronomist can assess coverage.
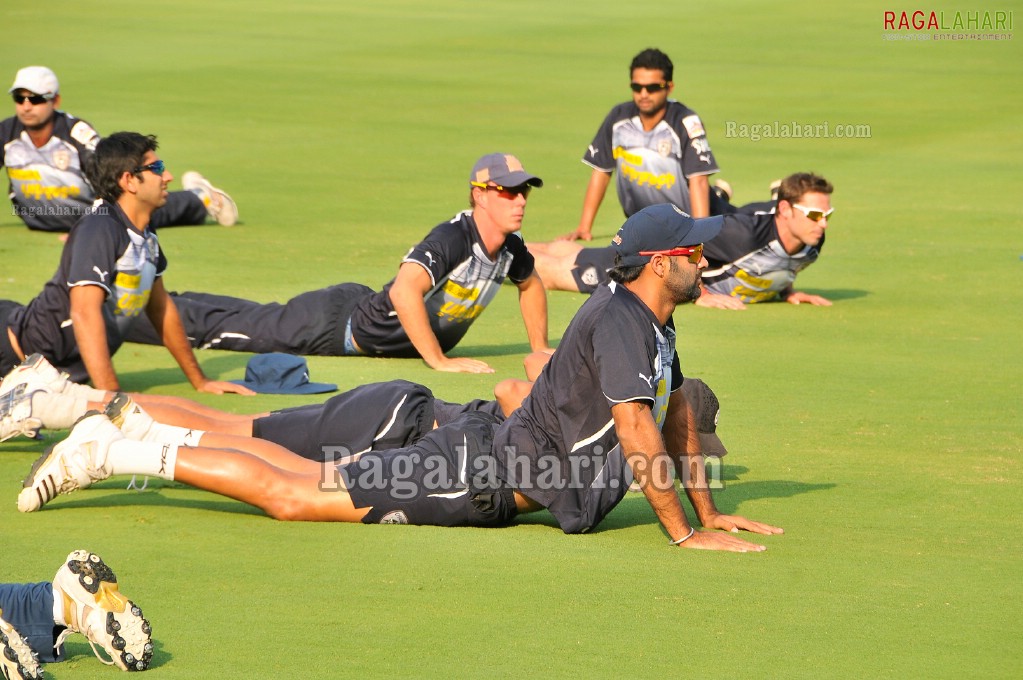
[638,373,655,389]
[92,266,109,281]
[424,251,436,267]
[588,144,598,157]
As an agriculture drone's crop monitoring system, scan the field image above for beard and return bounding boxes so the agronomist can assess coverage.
[666,257,702,304]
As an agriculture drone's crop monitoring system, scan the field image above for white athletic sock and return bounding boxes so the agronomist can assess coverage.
[60,381,106,402]
[149,424,206,447]
[51,583,65,626]
[30,392,89,430]
[106,440,179,480]
[114,397,205,446]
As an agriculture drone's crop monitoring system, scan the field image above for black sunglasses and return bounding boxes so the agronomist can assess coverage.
[12,93,52,105]
[630,81,667,94]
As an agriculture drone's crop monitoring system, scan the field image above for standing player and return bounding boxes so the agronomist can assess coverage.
[124,153,551,374]
[19,205,781,553]
[0,132,252,394]
[562,48,723,241]
[2,66,236,232]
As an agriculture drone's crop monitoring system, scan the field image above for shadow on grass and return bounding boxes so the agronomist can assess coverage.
[546,470,835,535]
[28,468,833,533]
[59,635,169,670]
[118,352,251,388]
[442,342,538,358]
[120,342,553,374]
[38,483,267,517]
[799,287,869,302]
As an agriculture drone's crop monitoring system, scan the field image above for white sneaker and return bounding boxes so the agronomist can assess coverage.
[0,384,42,442]
[0,354,68,400]
[104,392,155,441]
[53,550,153,672]
[182,171,238,226]
[17,412,122,513]
[0,612,43,680]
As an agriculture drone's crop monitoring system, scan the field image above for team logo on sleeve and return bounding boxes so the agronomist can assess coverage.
[681,115,706,139]
[70,121,101,151]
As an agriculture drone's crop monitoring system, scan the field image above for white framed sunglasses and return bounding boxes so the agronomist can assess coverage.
[792,204,834,222]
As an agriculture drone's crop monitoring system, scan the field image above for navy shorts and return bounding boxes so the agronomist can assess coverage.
[0,581,64,663]
[252,380,436,462]
[432,397,504,426]
[337,411,517,527]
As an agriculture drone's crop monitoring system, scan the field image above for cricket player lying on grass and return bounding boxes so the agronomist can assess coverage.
[8,205,783,552]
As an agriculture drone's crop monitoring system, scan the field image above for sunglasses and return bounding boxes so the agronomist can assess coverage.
[470,181,532,199]
[630,81,668,94]
[791,204,834,222]
[639,243,704,265]
[133,160,166,176]
[12,92,52,105]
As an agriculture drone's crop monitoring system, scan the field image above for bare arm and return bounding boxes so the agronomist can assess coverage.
[612,400,767,552]
[688,174,710,218]
[695,290,747,311]
[662,390,782,536]
[388,262,494,374]
[515,271,550,352]
[69,284,120,390]
[560,169,612,241]
[145,279,254,394]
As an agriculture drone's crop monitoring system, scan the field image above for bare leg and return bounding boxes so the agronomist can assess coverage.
[132,400,260,435]
[523,350,553,381]
[86,392,264,436]
[197,432,322,474]
[173,445,370,522]
[525,240,585,257]
[494,379,532,417]
[526,241,586,292]
[133,394,263,433]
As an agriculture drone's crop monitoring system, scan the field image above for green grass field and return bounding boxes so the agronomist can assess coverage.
[2,1,1021,677]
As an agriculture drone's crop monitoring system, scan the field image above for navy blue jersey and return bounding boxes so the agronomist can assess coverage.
[10,201,165,380]
[492,283,683,533]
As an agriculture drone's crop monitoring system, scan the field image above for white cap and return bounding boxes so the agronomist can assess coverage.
[9,66,59,98]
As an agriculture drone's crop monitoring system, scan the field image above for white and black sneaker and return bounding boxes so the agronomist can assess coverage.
[53,551,153,672]
[0,610,43,680]
[17,412,122,513]
[0,384,42,443]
